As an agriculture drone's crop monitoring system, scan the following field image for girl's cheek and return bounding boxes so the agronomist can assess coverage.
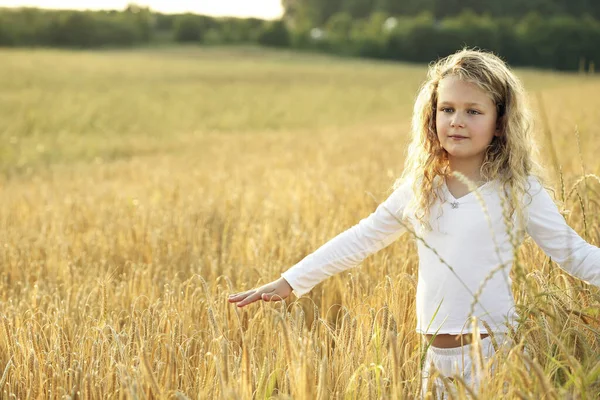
[435,115,444,128]
[435,117,446,132]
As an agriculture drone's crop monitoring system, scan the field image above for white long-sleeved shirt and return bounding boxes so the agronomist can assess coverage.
[281,175,600,335]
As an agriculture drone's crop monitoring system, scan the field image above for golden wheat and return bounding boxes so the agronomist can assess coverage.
[0,46,599,398]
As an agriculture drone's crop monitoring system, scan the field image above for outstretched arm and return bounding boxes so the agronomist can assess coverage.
[281,180,413,298]
[526,176,600,287]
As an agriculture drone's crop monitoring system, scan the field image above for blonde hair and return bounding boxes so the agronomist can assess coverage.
[395,47,547,233]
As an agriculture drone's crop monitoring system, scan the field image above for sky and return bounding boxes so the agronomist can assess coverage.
[0,0,284,19]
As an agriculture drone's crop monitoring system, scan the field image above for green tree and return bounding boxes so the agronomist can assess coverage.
[349,11,389,58]
[325,12,353,53]
[441,11,500,53]
[401,12,441,62]
[124,3,153,42]
[174,14,202,42]
[281,0,344,27]
[375,0,430,16]
[258,20,290,47]
[341,0,374,19]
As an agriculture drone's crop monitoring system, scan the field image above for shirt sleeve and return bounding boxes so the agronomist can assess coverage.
[525,176,600,287]
[281,180,413,298]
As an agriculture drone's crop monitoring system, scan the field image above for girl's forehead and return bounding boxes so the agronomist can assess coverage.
[437,76,495,104]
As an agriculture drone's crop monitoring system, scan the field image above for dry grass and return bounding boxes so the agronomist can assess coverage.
[0,45,600,398]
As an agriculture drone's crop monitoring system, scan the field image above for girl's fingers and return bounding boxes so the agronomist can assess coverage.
[236,291,263,307]
[228,290,255,303]
[229,287,284,306]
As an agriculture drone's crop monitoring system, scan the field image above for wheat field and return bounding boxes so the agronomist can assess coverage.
[1,45,600,398]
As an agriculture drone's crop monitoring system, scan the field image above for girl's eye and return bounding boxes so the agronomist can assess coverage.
[439,107,480,114]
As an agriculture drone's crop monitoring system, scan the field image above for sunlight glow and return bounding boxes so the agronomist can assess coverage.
[0,0,284,19]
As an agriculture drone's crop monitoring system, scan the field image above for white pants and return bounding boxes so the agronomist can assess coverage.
[420,333,514,399]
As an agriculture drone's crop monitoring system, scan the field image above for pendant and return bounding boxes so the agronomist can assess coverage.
[450,201,459,209]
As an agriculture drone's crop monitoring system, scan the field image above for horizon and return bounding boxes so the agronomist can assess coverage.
[0,0,284,19]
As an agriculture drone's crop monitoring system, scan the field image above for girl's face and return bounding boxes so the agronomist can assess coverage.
[435,76,501,166]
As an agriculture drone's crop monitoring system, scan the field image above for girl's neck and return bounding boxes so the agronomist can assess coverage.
[447,157,485,184]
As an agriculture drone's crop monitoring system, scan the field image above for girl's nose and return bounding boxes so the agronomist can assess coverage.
[450,115,465,128]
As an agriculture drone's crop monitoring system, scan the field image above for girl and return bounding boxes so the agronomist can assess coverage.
[227,48,600,398]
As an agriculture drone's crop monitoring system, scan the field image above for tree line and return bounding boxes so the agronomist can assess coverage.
[0,4,598,72]
[282,0,600,27]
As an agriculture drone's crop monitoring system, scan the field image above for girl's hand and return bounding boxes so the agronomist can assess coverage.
[227,277,293,308]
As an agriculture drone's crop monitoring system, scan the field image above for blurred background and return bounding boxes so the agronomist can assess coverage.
[1,0,599,71]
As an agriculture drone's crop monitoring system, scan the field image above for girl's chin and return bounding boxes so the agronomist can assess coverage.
[445,152,485,162]
[444,147,469,155]
[444,148,474,157]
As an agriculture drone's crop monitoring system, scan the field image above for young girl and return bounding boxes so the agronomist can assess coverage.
[227,48,600,398]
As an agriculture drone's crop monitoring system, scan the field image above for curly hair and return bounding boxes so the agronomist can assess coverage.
[394,47,548,233]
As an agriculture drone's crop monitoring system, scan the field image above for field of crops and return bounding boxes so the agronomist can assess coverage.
[1,45,600,398]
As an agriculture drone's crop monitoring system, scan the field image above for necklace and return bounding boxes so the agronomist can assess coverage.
[444,178,491,209]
